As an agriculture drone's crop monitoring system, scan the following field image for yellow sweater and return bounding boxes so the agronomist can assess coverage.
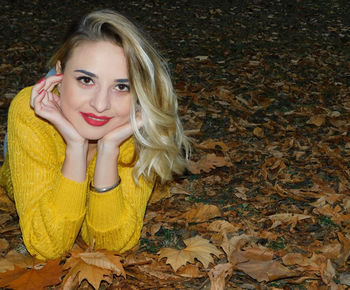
[0,86,154,260]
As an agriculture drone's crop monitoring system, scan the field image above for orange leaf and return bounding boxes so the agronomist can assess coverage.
[0,259,63,290]
[0,250,34,273]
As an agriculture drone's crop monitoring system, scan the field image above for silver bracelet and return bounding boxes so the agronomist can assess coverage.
[90,179,121,193]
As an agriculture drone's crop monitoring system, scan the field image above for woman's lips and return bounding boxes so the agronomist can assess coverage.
[80,112,112,126]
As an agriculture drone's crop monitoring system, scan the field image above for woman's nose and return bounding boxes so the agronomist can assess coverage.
[90,88,111,112]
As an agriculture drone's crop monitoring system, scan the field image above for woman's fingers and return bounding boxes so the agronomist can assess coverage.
[30,78,46,108]
[30,74,63,108]
[33,90,47,112]
[43,74,63,93]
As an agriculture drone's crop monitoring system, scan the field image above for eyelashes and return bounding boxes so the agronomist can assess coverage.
[76,76,130,92]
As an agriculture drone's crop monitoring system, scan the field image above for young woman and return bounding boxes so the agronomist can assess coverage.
[0,9,189,260]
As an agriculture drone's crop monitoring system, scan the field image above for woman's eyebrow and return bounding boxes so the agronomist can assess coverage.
[115,78,129,83]
[74,69,96,78]
[74,69,128,83]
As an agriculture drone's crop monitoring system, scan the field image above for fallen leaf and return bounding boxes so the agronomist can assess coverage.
[0,239,9,252]
[188,153,232,174]
[221,234,251,263]
[194,139,229,152]
[0,259,63,290]
[208,263,233,290]
[320,259,336,285]
[62,247,125,289]
[0,187,16,214]
[282,253,320,271]
[307,115,325,126]
[173,203,221,223]
[149,182,171,204]
[336,232,350,265]
[263,213,313,231]
[235,259,297,282]
[137,260,182,281]
[208,220,237,235]
[253,127,264,138]
[0,250,34,273]
[158,235,222,272]
[176,264,206,278]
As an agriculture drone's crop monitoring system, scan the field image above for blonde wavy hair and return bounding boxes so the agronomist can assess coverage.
[48,9,190,183]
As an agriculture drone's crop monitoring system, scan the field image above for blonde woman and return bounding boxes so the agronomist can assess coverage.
[0,9,190,260]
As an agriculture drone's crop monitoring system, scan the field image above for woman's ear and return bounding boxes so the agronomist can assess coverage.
[56,61,62,74]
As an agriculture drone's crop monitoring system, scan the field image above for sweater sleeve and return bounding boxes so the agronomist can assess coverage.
[81,164,154,253]
[7,87,88,260]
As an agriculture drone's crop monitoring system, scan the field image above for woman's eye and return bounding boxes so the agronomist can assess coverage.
[115,84,130,92]
[77,76,94,85]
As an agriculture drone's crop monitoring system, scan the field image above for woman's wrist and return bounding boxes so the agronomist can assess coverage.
[90,177,121,193]
[93,139,120,189]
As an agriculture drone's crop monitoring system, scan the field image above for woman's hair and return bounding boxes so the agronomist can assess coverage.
[49,9,190,183]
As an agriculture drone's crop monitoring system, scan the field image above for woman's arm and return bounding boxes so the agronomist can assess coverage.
[82,151,154,252]
[9,86,89,260]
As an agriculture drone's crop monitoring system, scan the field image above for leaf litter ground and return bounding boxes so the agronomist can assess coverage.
[0,0,350,289]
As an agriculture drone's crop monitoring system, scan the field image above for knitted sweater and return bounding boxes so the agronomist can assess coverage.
[0,86,154,260]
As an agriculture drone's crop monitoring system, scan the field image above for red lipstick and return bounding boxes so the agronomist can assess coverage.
[80,112,112,126]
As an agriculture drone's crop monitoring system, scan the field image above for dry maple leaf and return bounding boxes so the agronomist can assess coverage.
[0,259,63,290]
[263,213,313,231]
[173,203,221,223]
[158,235,222,272]
[188,153,232,174]
[0,249,34,273]
[62,248,125,289]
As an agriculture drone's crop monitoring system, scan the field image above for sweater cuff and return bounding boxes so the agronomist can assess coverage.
[52,172,88,218]
[87,185,125,231]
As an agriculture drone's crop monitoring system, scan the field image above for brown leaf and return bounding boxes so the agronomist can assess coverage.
[208,220,237,235]
[0,250,34,273]
[174,203,221,223]
[194,139,229,152]
[320,259,336,285]
[0,187,16,214]
[235,259,297,282]
[263,213,313,231]
[208,263,233,290]
[0,239,9,252]
[62,247,125,289]
[282,253,320,271]
[336,232,350,265]
[158,235,222,272]
[188,153,232,174]
[0,259,63,290]
[176,264,206,278]
[221,234,251,263]
[307,115,325,126]
[149,182,171,204]
[253,127,265,138]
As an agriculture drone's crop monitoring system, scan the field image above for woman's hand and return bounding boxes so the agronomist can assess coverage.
[99,114,143,149]
[93,114,142,188]
[30,75,85,145]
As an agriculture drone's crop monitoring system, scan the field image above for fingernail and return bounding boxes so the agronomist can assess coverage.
[39,78,45,83]
[39,89,45,94]
[56,74,63,76]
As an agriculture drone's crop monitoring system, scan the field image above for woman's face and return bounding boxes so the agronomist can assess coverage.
[58,40,132,140]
